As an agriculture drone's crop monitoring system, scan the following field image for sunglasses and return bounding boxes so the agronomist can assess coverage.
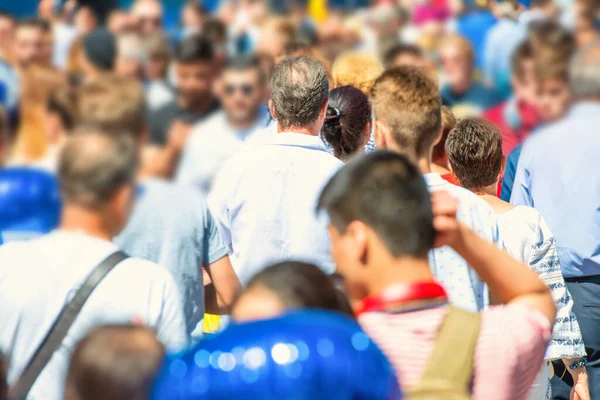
[223,84,255,97]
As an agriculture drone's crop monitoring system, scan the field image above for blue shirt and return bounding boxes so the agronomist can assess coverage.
[456,9,497,69]
[511,103,600,278]
[114,179,228,342]
[441,82,503,113]
[483,18,526,99]
[208,131,343,284]
[425,173,499,312]
[501,143,523,201]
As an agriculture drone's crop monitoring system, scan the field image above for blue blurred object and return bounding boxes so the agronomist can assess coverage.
[0,168,61,242]
[456,9,497,70]
[152,310,401,400]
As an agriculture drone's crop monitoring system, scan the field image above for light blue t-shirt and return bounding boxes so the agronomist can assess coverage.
[114,179,228,341]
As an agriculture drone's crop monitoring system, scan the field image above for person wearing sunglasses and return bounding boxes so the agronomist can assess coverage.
[176,54,271,195]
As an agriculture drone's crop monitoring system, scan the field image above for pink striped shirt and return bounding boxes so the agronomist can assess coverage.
[359,304,551,400]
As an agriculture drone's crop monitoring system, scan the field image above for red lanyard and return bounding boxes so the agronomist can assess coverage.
[355,282,448,316]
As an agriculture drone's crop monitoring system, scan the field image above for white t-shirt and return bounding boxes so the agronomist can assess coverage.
[0,231,187,400]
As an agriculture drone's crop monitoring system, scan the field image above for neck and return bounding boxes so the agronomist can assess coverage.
[228,109,259,130]
[451,79,472,95]
[278,122,321,136]
[367,256,435,297]
[472,183,498,197]
[60,204,114,241]
[385,142,433,174]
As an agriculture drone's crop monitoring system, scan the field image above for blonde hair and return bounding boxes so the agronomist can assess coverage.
[440,34,474,66]
[332,51,384,95]
[11,65,65,162]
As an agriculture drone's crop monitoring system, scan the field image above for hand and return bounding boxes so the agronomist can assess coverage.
[168,121,192,153]
[431,190,462,249]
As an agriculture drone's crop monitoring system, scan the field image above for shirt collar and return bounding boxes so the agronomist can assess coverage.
[263,131,330,153]
[423,172,448,189]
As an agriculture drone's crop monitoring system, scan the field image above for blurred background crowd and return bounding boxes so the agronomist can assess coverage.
[0,0,599,399]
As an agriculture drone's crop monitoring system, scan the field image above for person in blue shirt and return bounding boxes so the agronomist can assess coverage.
[455,3,497,70]
[511,42,600,398]
[440,34,503,115]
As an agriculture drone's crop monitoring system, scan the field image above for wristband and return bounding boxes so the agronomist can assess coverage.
[569,357,588,370]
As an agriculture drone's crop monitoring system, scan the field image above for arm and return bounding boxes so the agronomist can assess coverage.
[204,256,242,315]
[432,191,556,324]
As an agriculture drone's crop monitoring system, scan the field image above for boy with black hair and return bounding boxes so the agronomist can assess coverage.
[318,151,555,398]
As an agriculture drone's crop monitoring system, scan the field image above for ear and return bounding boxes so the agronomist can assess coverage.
[499,156,506,178]
[268,99,277,120]
[363,120,372,146]
[319,99,330,120]
[373,119,390,149]
[346,220,369,265]
[432,126,443,146]
[448,163,461,187]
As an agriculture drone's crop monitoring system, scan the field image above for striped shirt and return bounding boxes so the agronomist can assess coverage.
[359,304,551,400]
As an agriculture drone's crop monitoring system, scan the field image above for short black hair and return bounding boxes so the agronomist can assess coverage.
[317,151,434,258]
[383,43,422,68]
[17,17,51,33]
[224,54,265,82]
[174,34,214,63]
[203,17,226,43]
[445,118,503,191]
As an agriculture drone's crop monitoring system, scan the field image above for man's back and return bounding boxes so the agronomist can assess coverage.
[114,179,228,340]
[511,103,600,277]
[0,231,187,400]
[425,173,499,311]
[209,132,342,284]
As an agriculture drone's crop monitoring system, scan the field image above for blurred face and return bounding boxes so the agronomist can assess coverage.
[440,44,471,91]
[145,55,169,80]
[74,7,97,35]
[14,26,46,67]
[231,285,286,323]
[221,68,264,124]
[134,3,163,34]
[536,78,572,123]
[115,56,142,80]
[181,5,204,29]
[0,16,15,55]
[175,61,214,104]
[512,59,537,106]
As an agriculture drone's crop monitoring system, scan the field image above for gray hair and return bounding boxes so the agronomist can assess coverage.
[270,55,329,129]
[570,41,600,99]
[59,127,138,209]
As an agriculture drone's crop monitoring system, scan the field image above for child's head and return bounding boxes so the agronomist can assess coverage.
[511,40,537,106]
[535,62,572,123]
[445,118,503,192]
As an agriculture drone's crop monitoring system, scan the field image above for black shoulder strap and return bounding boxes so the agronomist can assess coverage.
[9,250,129,400]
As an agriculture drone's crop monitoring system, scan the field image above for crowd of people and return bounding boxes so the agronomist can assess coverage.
[0,0,599,399]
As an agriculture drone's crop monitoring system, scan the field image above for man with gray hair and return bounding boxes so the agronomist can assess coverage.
[0,128,187,400]
[512,41,600,397]
[208,55,343,284]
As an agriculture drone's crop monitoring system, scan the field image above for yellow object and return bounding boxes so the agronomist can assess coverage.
[309,0,328,22]
[202,314,221,334]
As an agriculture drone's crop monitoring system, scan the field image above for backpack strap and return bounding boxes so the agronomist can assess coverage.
[8,251,129,400]
[413,306,481,396]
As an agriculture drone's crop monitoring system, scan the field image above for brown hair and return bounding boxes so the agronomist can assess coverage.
[511,40,534,81]
[535,61,570,83]
[77,75,146,138]
[370,66,442,160]
[332,51,384,95]
[66,325,165,400]
[11,65,66,162]
[446,118,503,191]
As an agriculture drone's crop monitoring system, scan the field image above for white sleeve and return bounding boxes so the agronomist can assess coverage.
[154,273,189,352]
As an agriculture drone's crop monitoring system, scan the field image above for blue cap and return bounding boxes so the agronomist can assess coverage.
[152,310,401,400]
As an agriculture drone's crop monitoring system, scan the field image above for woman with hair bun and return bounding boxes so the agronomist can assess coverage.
[321,86,372,161]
